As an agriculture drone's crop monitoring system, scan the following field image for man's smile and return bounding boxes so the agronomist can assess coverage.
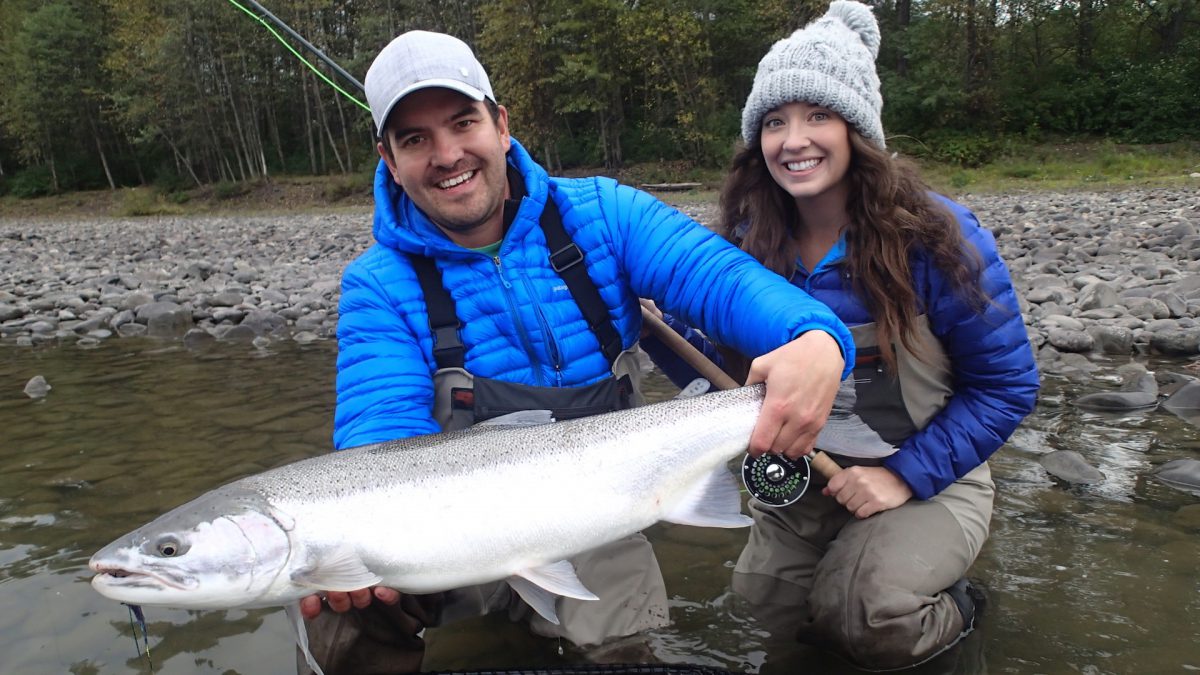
[437,170,476,190]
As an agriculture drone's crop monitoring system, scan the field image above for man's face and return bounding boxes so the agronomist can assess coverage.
[377,88,511,245]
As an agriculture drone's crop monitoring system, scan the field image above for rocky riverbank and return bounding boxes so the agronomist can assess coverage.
[1,188,1198,376]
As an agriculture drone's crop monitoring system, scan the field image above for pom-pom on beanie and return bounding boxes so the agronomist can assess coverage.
[740,0,884,148]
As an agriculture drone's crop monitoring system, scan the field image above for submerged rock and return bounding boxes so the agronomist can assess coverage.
[1161,380,1200,427]
[1073,366,1159,411]
[1150,459,1200,496]
[23,375,51,399]
[1040,450,1105,484]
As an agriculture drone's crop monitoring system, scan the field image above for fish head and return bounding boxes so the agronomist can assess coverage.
[89,487,294,609]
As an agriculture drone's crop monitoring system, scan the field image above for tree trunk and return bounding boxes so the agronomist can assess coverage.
[163,133,203,187]
[268,100,286,171]
[896,0,911,76]
[48,154,60,193]
[94,131,116,190]
[334,91,354,174]
[312,73,344,174]
[219,56,255,179]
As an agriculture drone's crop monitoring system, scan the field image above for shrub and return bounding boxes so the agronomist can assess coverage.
[322,172,372,201]
[213,180,250,200]
[8,165,56,198]
[116,188,182,216]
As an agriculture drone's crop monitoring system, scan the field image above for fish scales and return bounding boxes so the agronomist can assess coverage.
[239,385,763,502]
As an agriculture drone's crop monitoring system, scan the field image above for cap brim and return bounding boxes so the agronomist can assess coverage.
[376,79,489,136]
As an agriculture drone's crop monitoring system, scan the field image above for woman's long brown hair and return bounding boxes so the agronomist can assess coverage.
[718,128,987,369]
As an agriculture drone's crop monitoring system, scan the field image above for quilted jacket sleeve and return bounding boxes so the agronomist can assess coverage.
[602,181,854,376]
[334,250,440,450]
[883,202,1039,499]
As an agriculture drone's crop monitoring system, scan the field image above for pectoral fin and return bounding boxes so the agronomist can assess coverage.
[290,547,383,591]
[506,560,598,625]
[664,467,753,528]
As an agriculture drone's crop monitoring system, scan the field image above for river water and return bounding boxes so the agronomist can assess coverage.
[1,338,1196,674]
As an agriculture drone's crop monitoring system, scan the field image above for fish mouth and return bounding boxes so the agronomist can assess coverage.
[90,562,192,591]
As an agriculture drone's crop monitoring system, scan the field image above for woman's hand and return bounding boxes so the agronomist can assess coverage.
[823,465,913,519]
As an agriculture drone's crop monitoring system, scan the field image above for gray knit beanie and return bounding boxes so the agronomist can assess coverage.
[741,0,884,148]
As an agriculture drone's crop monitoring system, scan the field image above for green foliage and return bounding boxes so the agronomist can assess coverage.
[0,0,1195,190]
[0,0,109,189]
[213,181,251,200]
[152,170,194,195]
[116,187,183,216]
[7,165,57,199]
[916,140,1200,194]
[1102,56,1200,142]
[933,135,1012,168]
[322,172,373,202]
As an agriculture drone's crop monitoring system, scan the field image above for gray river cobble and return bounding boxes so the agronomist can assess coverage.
[1,188,1199,376]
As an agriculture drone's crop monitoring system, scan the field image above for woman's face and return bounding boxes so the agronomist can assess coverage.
[759,102,851,205]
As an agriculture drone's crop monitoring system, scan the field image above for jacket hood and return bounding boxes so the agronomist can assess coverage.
[371,137,549,258]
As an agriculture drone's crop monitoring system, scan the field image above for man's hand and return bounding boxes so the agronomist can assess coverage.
[823,465,913,519]
[299,587,402,620]
[745,330,844,459]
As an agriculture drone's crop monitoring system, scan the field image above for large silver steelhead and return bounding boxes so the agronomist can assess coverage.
[89,385,765,624]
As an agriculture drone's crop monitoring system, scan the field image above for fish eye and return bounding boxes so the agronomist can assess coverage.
[156,537,183,557]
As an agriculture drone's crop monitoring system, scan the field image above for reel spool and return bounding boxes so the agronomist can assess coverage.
[741,453,811,507]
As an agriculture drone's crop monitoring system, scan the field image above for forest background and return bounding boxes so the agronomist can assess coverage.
[0,0,1197,204]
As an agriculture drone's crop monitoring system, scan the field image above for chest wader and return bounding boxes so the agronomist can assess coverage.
[847,316,952,445]
[414,193,645,433]
[732,316,996,670]
[299,200,665,675]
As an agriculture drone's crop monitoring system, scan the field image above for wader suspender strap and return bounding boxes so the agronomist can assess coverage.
[539,201,624,367]
[412,197,622,371]
[411,255,465,369]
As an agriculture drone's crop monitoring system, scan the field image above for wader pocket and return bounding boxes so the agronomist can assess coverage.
[851,348,918,446]
[848,317,953,444]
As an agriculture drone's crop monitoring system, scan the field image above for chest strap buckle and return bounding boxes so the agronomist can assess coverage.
[550,243,584,272]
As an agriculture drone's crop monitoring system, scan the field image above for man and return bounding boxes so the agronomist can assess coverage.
[301,30,854,674]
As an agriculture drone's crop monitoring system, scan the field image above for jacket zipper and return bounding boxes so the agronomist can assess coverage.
[520,271,563,386]
[493,255,546,386]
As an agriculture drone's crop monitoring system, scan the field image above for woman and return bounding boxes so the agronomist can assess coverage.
[643,1,1039,669]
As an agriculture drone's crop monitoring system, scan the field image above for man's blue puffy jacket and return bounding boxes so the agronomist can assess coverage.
[333,139,854,449]
[652,196,1039,499]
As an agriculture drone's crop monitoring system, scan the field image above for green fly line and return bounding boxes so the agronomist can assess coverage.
[223,0,370,112]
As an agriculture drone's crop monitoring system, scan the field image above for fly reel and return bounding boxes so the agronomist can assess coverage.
[741,453,811,507]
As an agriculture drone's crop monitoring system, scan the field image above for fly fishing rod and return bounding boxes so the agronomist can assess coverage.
[224,0,370,111]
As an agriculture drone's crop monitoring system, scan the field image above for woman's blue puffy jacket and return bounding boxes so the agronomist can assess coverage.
[333,139,854,449]
[652,196,1039,499]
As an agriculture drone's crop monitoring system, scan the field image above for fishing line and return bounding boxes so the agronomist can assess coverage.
[223,0,369,109]
[124,603,154,670]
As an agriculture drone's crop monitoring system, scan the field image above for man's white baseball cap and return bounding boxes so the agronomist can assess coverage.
[364,30,496,135]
